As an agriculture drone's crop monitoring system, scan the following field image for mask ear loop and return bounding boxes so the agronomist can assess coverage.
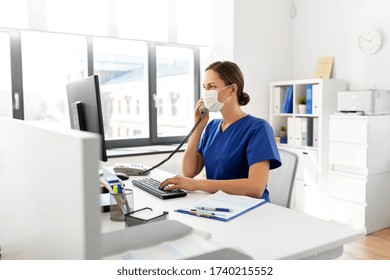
[219,84,234,96]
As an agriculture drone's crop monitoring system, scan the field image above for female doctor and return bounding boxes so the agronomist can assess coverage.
[160,61,281,200]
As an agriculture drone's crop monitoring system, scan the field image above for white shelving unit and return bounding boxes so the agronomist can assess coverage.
[328,114,390,234]
[269,79,346,217]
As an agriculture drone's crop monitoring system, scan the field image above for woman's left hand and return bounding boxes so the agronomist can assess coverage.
[159,175,198,191]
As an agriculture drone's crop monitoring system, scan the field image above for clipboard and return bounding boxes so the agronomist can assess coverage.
[175,190,268,222]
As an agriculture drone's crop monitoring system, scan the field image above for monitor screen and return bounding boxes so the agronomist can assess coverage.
[66,75,108,162]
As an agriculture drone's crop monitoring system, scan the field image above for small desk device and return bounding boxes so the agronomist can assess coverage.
[113,163,150,176]
[337,90,390,115]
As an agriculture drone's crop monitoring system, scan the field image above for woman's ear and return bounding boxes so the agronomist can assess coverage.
[231,83,238,94]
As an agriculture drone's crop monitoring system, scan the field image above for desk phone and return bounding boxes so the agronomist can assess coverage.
[113,163,150,176]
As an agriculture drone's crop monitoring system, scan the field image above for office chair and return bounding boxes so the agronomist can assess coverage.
[267,148,299,208]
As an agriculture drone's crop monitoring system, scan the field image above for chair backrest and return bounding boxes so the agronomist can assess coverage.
[267,149,299,208]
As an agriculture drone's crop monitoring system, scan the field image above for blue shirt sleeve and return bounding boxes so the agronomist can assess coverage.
[247,120,281,170]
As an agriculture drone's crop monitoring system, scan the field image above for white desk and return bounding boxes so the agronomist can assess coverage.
[101,168,364,260]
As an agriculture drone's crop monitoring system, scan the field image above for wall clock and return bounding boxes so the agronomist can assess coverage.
[359,29,382,54]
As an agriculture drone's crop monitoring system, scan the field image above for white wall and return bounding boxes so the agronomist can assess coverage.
[230,0,390,121]
[233,0,293,120]
[293,0,390,90]
[202,0,293,120]
[211,0,235,61]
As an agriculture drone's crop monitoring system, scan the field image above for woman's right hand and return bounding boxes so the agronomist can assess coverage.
[195,98,209,124]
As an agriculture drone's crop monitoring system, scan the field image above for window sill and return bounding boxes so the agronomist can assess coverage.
[107,144,186,158]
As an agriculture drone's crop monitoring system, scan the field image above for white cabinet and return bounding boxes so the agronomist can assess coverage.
[328,115,390,234]
[269,79,346,216]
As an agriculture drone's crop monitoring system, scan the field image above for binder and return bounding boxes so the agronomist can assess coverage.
[312,84,320,115]
[301,117,308,146]
[313,118,319,148]
[301,118,314,146]
[287,117,295,145]
[273,87,283,113]
[306,84,313,114]
[282,85,293,113]
[295,118,302,146]
[175,191,267,222]
[307,118,314,146]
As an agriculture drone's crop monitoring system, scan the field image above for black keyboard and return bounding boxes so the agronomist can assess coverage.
[131,178,187,199]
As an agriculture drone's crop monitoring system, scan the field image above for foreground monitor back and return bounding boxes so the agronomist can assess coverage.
[0,117,101,259]
[66,75,108,162]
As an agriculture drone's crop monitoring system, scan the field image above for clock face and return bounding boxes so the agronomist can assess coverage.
[359,29,382,54]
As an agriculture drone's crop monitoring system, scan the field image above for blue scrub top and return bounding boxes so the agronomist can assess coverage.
[198,115,281,201]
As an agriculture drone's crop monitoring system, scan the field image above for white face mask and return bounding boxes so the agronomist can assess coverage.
[203,85,232,112]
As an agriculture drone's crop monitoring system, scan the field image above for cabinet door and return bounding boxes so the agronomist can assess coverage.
[328,172,367,203]
[330,198,366,231]
[329,118,368,144]
[295,149,318,184]
[329,143,368,173]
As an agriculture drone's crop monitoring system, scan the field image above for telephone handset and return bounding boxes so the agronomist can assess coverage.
[199,105,208,115]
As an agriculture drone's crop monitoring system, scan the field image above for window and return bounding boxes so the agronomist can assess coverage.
[93,39,200,148]
[171,98,178,116]
[126,97,131,114]
[155,45,197,138]
[21,31,88,126]
[1,0,208,150]
[93,37,149,142]
[5,31,200,149]
[158,98,164,115]
[0,32,12,117]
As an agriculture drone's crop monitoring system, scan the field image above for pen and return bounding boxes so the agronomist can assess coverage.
[190,210,214,217]
[178,209,215,218]
[195,207,232,212]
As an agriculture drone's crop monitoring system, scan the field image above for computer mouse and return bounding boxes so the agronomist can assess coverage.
[115,172,129,180]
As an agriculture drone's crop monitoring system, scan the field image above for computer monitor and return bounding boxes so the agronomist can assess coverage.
[66,75,108,162]
[0,117,101,259]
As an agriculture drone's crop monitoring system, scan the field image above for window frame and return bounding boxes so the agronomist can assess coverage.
[3,28,201,149]
[7,29,24,120]
[149,42,201,146]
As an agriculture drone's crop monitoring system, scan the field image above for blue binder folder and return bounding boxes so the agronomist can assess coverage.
[306,84,313,114]
[282,85,293,113]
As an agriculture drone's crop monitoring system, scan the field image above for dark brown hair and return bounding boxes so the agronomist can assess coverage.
[206,61,250,106]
